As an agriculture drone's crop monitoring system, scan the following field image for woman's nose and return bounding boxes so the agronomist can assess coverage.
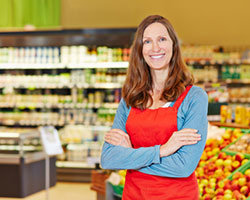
[152,41,160,52]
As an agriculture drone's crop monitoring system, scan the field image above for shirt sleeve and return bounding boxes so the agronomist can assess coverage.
[100,98,161,170]
[138,86,208,177]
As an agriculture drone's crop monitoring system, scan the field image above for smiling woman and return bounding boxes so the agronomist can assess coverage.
[101,15,208,200]
[142,22,173,71]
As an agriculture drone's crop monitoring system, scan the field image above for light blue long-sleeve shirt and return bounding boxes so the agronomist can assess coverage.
[101,86,208,178]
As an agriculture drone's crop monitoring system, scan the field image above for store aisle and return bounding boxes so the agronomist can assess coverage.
[0,182,96,200]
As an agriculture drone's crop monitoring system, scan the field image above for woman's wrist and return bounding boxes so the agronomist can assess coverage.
[160,144,168,157]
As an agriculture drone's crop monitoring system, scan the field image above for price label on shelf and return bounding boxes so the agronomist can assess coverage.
[40,126,63,156]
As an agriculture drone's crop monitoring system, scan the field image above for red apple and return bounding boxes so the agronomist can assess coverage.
[233,190,241,197]
[231,180,240,191]
[232,172,244,180]
[240,185,249,196]
[232,160,241,170]
[224,182,232,190]
[224,165,233,172]
[218,152,227,159]
[215,188,224,196]
[235,153,245,162]
[203,193,212,200]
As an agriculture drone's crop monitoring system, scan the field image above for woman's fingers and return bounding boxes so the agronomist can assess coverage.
[104,129,132,148]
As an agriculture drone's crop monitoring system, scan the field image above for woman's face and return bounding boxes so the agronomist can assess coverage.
[142,22,173,70]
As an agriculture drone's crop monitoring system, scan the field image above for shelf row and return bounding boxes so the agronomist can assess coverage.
[0,81,249,90]
[0,82,123,89]
[0,61,250,69]
[0,62,129,69]
[0,102,119,109]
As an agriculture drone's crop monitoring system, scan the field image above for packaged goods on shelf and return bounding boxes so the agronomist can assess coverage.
[229,87,250,103]
[205,84,229,103]
[60,45,130,64]
[182,45,242,63]
[220,105,250,126]
[0,47,60,64]
[58,125,105,164]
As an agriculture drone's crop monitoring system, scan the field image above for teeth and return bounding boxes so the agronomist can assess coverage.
[151,55,164,59]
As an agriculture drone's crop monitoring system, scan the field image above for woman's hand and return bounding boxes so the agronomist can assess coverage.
[160,128,201,157]
[104,129,132,148]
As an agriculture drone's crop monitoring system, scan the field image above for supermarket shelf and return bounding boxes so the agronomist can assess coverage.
[0,122,111,131]
[209,121,250,129]
[0,82,122,89]
[0,63,65,69]
[195,80,250,85]
[76,82,123,89]
[225,79,250,84]
[0,62,128,69]
[0,121,65,127]
[0,83,73,89]
[56,160,95,169]
[229,100,250,104]
[67,61,129,69]
[185,59,244,65]
[0,102,119,109]
[0,60,249,70]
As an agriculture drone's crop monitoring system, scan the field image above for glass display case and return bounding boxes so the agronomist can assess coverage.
[0,128,56,198]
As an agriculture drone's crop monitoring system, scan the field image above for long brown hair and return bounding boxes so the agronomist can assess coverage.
[122,15,194,110]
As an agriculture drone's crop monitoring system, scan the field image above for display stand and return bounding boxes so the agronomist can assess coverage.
[40,126,63,200]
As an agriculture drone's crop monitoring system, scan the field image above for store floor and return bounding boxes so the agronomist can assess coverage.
[0,182,96,200]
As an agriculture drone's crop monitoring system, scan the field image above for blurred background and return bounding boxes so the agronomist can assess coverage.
[0,0,249,200]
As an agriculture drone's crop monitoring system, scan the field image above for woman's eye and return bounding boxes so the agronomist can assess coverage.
[160,37,167,42]
[143,40,150,44]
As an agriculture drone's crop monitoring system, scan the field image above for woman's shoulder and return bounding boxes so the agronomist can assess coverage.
[182,85,208,106]
[118,98,131,115]
[189,85,208,100]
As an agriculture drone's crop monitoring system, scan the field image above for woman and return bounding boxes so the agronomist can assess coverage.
[101,15,208,200]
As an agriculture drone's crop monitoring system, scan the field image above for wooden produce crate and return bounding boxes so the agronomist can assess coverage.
[90,170,110,195]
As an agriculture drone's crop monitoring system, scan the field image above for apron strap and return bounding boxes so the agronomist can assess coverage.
[172,85,193,110]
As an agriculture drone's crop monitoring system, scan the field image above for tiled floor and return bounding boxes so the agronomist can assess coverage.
[0,182,96,200]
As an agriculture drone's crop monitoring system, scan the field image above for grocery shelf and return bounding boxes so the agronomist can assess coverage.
[56,160,95,169]
[67,61,129,69]
[0,82,122,89]
[0,62,129,69]
[0,83,73,89]
[76,82,123,89]
[0,102,119,109]
[209,121,250,129]
[0,63,65,69]
[185,59,244,65]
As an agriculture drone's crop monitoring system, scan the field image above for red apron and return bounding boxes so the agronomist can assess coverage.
[123,85,199,200]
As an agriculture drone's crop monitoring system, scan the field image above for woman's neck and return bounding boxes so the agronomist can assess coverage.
[150,68,169,93]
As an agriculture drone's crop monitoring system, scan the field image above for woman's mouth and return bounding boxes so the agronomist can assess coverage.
[150,54,165,59]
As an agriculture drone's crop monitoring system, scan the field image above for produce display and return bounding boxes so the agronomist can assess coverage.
[227,134,250,156]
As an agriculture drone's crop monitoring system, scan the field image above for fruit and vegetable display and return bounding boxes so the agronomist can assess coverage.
[226,134,250,155]
[197,128,250,200]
